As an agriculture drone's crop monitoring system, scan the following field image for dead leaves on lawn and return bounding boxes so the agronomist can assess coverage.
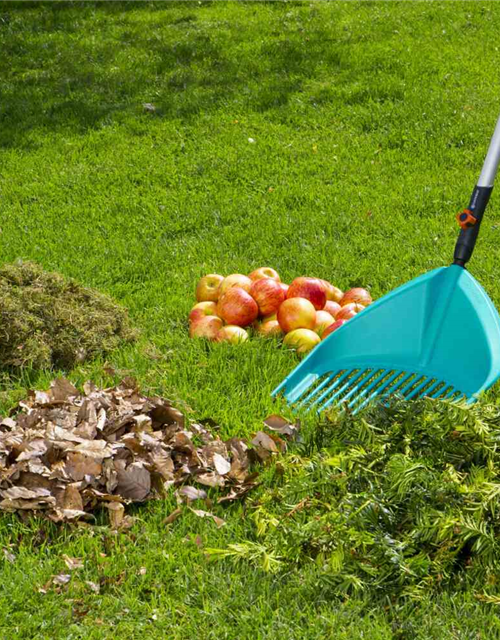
[0,378,300,529]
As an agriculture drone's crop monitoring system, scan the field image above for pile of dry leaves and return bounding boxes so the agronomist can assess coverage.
[0,378,299,527]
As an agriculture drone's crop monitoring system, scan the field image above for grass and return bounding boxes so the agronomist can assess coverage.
[2,0,500,637]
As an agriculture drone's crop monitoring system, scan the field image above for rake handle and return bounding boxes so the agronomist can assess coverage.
[453,114,500,267]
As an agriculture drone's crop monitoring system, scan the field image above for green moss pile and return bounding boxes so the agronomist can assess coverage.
[0,260,138,371]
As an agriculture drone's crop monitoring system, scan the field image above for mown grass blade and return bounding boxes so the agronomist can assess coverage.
[309,370,353,411]
[348,369,389,411]
[318,369,368,413]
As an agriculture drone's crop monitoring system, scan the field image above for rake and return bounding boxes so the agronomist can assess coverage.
[272,112,500,415]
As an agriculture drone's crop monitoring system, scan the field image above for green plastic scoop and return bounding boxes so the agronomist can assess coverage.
[273,113,500,414]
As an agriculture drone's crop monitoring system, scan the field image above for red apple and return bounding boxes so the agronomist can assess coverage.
[189,301,219,324]
[217,287,259,327]
[277,297,316,333]
[323,301,341,318]
[189,315,223,340]
[219,274,252,296]
[249,278,285,316]
[322,319,348,340]
[335,303,364,321]
[283,328,321,354]
[335,302,365,320]
[195,274,224,302]
[257,319,283,337]
[318,279,343,303]
[248,267,280,282]
[340,287,372,307]
[314,310,335,336]
[279,283,289,297]
[287,277,326,310]
[216,325,249,344]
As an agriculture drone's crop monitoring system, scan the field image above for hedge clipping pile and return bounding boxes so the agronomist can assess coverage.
[0,260,137,371]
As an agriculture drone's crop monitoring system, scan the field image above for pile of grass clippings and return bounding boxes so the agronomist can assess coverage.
[208,399,500,600]
[0,378,292,527]
[0,260,137,371]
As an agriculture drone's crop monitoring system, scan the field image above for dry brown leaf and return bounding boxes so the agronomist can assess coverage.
[151,452,174,480]
[86,581,100,594]
[138,566,147,575]
[52,574,71,585]
[0,496,56,510]
[50,508,90,521]
[16,439,48,462]
[263,414,300,438]
[106,502,125,529]
[3,548,15,563]
[65,452,102,482]
[68,440,113,459]
[189,508,226,528]
[251,431,278,453]
[60,483,84,512]
[116,463,151,501]
[213,453,231,476]
[1,486,52,500]
[196,471,225,488]
[50,378,80,403]
[163,507,182,525]
[38,579,52,594]
[178,486,207,502]
[62,554,84,570]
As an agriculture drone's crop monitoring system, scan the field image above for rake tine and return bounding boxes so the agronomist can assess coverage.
[442,387,456,400]
[298,371,338,407]
[398,374,424,397]
[421,379,441,398]
[382,371,414,399]
[428,383,446,399]
[340,370,381,406]
[317,369,368,413]
[347,369,388,409]
[355,370,401,413]
[272,378,288,397]
[405,377,432,401]
[285,373,321,404]
[310,370,353,410]
[379,371,415,407]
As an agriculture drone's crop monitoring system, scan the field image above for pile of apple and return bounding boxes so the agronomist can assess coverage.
[189,267,372,354]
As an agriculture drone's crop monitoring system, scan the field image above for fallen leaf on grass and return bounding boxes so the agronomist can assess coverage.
[163,507,182,525]
[52,574,71,585]
[213,453,231,476]
[3,548,15,563]
[105,501,123,528]
[189,508,226,528]
[116,463,151,501]
[63,554,84,570]
[178,486,207,502]
[263,414,300,439]
[86,581,101,594]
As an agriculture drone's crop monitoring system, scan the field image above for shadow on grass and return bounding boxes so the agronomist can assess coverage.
[0,0,399,147]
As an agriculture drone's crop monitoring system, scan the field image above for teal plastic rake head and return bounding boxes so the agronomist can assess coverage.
[273,112,500,414]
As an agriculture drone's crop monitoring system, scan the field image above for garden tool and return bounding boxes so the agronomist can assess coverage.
[273,112,500,414]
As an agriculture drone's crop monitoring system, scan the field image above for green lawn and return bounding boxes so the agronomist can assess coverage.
[2,1,500,637]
